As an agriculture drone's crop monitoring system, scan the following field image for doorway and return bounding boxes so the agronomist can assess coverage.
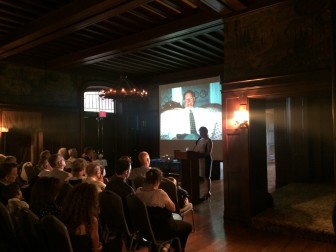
[266,108,276,193]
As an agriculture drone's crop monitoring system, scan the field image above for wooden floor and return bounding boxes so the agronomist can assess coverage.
[137,179,336,252]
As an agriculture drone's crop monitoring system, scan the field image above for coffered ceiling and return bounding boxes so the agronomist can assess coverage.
[0,0,281,80]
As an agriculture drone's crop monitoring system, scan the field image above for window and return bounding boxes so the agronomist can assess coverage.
[84,91,115,113]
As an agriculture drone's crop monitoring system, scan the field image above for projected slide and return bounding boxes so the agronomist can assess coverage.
[160,76,222,141]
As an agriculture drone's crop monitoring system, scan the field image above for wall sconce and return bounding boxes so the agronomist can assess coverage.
[1,127,8,133]
[233,104,249,128]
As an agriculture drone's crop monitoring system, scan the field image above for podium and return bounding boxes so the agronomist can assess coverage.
[174,150,200,204]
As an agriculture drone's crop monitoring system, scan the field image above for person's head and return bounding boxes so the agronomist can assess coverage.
[40,159,52,171]
[115,156,132,177]
[0,154,6,165]
[166,176,177,185]
[83,146,95,159]
[145,168,163,186]
[183,90,195,109]
[68,148,78,158]
[39,150,51,160]
[2,182,22,202]
[30,177,62,213]
[61,183,99,234]
[0,162,18,184]
[138,151,150,167]
[58,147,68,159]
[49,154,66,170]
[199,126,208,138]
[4,156,17,165]
[85,163,101,179]
[71,158,87,177]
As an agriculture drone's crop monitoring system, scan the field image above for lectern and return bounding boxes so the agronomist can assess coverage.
[174,150,200,204]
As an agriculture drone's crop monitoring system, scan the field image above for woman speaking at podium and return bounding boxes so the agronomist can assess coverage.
[193,126,213,200]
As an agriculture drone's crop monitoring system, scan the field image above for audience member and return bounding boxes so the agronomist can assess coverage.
[58,147,69,160]
[85,163,106,192]
[67,158,87,186]
[0,162,18,204]
[66,147,78,171]
[1,182,29,213]
[0,154,6,165]
[135,168,192,252]
[62,183,102,252]
[37,159,53,177]
[129,151,151,180]
[47,153,72,182]
[82,146,95,162]
[36,150,51,171]
[106,156,134,196]
[106,156,134,207]
[29,176,63,219]
[4,155,17,164]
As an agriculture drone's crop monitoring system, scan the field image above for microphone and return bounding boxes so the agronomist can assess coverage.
[192,137,201,151]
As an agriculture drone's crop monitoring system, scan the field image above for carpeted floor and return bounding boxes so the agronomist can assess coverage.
[252,183,336,243]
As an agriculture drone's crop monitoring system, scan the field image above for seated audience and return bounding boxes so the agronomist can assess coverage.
[47,153,72,182]
[0,154,6,164]
[62,183,102,252]
[82,146,95,162]
[129,151,151,180]
[36,150,51,172]
[1,182,29,213]
[58,147,69,160]
[37,159,53,177]
[85,163,106,192]
[0,161,19,204]
[135,168,192,252]
[29,176,63,219]
[106,156,134,226]
[106,156,134,198]
[66,147,78,171]
[67,158,87,186]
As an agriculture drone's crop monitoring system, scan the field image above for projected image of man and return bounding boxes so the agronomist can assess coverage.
[161,90,221,140]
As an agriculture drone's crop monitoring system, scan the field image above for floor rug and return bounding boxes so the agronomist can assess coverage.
[252,183,336,242]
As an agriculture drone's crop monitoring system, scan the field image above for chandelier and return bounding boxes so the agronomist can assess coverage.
[99,76,148,100]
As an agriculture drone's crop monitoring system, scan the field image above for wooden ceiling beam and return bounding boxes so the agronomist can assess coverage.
[0,0,154,58]
[48,13,223,69]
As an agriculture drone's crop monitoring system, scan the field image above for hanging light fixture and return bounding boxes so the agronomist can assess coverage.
[98,76,148,100]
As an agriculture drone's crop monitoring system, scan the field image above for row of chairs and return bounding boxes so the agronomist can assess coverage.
[0,202,73,252]
[130,176,195,232]
[99,190,182,252]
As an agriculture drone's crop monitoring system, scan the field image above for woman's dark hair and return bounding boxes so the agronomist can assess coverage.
[61,183,99,234]
[145,168,163,185]
[29,177,62,214]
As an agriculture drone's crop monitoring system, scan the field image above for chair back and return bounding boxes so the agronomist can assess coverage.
[159,179,180,213]
[99,190,132,236]
[160,179,195,231]
[126,194,182,251]
[0,202,21,252]
[126,194,157,243]
[40,215,73,252]
[11,208,45,252]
